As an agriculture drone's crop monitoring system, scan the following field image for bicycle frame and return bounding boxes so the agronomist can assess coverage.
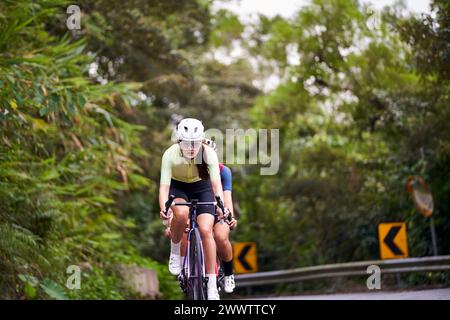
[164,195,228,300]
[176,199,216,286]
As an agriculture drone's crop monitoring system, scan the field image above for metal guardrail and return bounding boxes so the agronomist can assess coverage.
[235,255,450,288]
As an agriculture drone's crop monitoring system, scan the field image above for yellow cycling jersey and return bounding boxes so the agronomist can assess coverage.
[160,143,220,185]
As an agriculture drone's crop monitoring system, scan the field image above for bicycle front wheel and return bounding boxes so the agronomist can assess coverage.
[187,228,207,300]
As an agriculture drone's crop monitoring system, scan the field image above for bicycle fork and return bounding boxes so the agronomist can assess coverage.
[179,228,208,293]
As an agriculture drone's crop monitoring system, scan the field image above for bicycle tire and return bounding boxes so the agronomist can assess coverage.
[187,228,207,300]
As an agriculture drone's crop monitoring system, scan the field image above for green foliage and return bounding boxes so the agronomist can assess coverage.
[18,274,68,300]
[210,9,244,47]
[39,278,69,300]
[0,0,178,299]
[66,267,127,300]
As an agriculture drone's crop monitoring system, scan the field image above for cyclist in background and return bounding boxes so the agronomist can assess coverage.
[159,118,228,300]
[204,139,237,293]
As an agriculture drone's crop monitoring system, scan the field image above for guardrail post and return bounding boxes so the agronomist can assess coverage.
[395,273,407,289]
[332,276,343,293]
[430,217,439,256]
[298,281,303,293]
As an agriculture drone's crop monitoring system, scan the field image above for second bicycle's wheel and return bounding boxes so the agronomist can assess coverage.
[187,228,207,300]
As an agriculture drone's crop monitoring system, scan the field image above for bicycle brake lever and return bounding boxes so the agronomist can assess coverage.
[215,195,232,222]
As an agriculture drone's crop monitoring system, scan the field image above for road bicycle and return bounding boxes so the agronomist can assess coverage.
[163,194,231,299]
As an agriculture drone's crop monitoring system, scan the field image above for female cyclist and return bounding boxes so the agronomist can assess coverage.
[159,118,227,300]
[165,139,238,294]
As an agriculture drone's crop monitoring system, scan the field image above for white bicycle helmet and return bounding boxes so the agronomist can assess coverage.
[176,118,204,141]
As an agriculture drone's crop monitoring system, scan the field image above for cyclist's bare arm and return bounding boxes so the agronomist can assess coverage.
[210,178,225,212]
[159,184,171,217]
[223,190,237,229]
[223,190,233,216]
[159,148,172,219]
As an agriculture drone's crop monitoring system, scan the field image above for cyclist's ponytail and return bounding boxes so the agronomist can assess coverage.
[196,145,210,180]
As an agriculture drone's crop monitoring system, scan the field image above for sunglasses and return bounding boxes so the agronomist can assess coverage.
[179,140,202,150]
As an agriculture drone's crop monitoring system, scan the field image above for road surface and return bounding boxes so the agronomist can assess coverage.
[253,288,450,300]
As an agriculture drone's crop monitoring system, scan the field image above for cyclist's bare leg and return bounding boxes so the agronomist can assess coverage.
[197,213,216,274]
[213,222,232,262]
[180,222,188,267]
[213,220,235,293]
[166,198,189,275]
[170,198,189,243]
[197,213,219,297]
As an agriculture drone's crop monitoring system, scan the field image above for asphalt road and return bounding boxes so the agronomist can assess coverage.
[255,288,450,300]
